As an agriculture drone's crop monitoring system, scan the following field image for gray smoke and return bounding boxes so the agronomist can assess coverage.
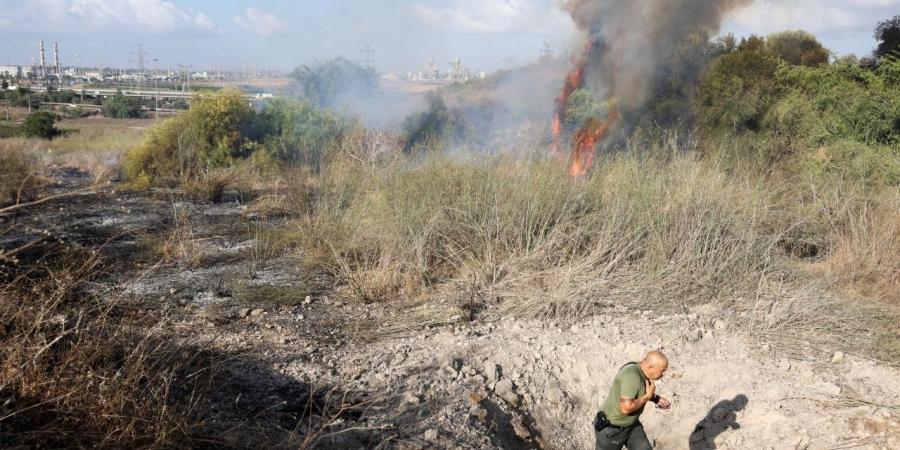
[562,0,751,111]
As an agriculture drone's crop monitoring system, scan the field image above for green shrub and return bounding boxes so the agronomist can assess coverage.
[696,37,781,131]
[289,58,377,109]
[19,111,60,139]
[124,90,353,186]
[255,99,347,171]
[563,89,607,133]
[806,139,900,186]
[102,95,143,119]
[766,31,830,67]
[401,95,463,154]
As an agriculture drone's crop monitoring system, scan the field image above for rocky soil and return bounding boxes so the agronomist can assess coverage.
[4,168,899,449]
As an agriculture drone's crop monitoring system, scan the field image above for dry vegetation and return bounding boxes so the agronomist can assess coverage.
[276,142,899,361]
[0,252,221,449]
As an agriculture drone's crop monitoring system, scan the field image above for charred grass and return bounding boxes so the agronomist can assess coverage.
[0,250,220,449]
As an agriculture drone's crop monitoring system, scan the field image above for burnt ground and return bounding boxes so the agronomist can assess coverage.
[3,167,899,450]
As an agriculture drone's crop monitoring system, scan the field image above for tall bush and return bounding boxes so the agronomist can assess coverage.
[19,111,60,139]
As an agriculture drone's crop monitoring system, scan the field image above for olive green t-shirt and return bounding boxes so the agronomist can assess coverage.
[599,363,648,427]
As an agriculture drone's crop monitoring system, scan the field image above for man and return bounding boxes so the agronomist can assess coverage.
[594,351,672,450]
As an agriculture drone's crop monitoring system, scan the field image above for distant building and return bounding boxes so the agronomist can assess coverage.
[0,65,32,78]
[408,58,485,83]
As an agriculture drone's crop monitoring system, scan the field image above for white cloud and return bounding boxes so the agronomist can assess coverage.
[412,0,569,34]
[0,0,215,33]
[233,8,288,36]
[725,0,900,38]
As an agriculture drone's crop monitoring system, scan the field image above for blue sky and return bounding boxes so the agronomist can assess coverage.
[1,0,898,73]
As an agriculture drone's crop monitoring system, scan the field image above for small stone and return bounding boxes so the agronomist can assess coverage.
[469,405,488,421]
[403,393,421,405]
[304,295,312,304]
[483,361,501,384]
[687,328,703,342]
[495,379,520,407]
[713,319,726,330]
[250,308,265,317]
[424,429,439,441]
[450,314,461,321]
[777,358,791,371]
[439,364,458,379]
[511,415,531,439]
[169,288,178,295]
[238,308,251,318]
[831,351,844,364]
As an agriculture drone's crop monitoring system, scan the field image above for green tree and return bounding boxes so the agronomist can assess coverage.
[19,111,60,139]
[767,31,830,67]
[289,58,377,109]
[401,95,461,154]
[564,88,606,132]
[696,35,781,131]
[102,95,143,118]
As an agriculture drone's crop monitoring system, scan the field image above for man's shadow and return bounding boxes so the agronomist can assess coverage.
[689,394,749,450]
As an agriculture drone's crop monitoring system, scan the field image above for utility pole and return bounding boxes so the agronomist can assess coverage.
[360,43,375,70]
[131,44,147,91]
[152,58,159,120]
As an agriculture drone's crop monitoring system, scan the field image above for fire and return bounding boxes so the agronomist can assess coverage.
[550,39,620,177]
[569,108,619,177]
[550,41,593,156]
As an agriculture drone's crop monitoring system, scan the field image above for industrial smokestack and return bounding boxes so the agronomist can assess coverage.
[39,40,46,78]
[54,42,61,78]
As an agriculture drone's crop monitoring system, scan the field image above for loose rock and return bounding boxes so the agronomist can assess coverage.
[495,379,520,407]
[483,361,501,384]
[831,351,844,364]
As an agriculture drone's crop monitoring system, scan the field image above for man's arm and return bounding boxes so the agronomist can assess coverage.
[619,379,655,415]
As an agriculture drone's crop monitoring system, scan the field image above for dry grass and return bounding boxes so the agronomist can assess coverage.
[0,141,46,206]
[142,202,201,268]
[183,168,248,203]
[304,151,777,311]
[0,116,147,185]
[267,140,900,363]
[0,250,220,449]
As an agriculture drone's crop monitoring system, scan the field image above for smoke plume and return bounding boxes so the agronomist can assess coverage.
[550,0,751,175]
[561,0,751,110]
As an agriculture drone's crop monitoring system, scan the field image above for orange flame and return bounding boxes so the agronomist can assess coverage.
[549,39,619,177]
[569,108,619,177]
[550,41,593,157]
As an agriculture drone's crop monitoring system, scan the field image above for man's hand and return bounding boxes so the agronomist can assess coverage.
[655,396,672,410]
[643,379,656,402]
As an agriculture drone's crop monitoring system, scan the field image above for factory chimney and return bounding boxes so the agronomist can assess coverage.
[39,40,46,78]
[54,42,61,79]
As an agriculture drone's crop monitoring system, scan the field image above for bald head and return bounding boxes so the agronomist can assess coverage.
[640,351,669,380]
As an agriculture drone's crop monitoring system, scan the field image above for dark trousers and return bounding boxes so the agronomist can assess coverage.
[594,422,652,450]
